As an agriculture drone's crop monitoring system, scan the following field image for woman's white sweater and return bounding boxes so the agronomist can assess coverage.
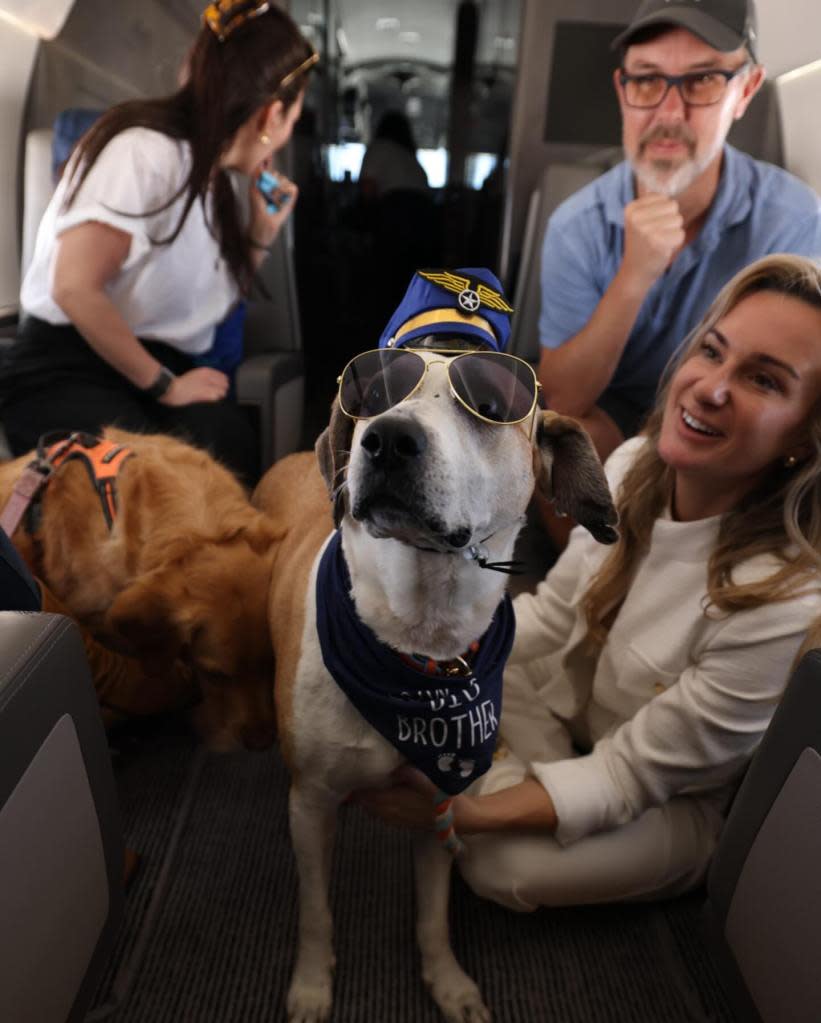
[510,437,821,845]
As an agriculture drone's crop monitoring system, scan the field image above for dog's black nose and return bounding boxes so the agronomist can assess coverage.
[361,417,427,468]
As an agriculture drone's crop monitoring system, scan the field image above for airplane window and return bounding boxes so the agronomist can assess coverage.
[324,142,366,182]
[416,150,448,189]
[325,146,494,192]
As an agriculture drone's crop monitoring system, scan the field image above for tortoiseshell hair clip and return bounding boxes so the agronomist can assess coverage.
[202,0,319,88]
[203,0,271,42]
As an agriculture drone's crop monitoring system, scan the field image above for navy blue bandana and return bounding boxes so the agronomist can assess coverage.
[316,531,514,795]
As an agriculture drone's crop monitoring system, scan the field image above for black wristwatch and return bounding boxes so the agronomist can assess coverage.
[142,365,176,400]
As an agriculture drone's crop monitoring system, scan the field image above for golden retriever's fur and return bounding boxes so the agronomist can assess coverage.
[0,427,282,749]
[252,450,332,763]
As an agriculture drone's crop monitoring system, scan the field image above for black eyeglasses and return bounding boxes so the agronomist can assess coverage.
[338,348,540,431]
[619,64,750,108]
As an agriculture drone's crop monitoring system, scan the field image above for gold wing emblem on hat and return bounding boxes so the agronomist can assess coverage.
[475,283,513,313]
[418,270,513,314]
[419,270,472,293]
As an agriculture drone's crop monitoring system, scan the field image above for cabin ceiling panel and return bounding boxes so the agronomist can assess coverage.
[52,0,192,98]
[292,0,518,71]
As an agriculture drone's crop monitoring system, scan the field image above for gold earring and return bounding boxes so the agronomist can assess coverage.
[784,455,798,469]
[259,132,271,145]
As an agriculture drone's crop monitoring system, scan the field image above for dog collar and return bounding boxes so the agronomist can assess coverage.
[315,531,514,796]
[399,643,479,679]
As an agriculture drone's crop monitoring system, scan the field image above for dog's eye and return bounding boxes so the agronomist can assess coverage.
[364,377,388,408]
[475,397,504,422]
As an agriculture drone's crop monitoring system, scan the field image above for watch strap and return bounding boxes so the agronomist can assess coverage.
[142,365,176,400]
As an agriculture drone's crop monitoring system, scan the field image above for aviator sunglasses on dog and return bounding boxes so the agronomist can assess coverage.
[338,348,541,431]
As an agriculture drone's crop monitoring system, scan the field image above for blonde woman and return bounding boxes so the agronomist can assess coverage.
[356,253,821,907]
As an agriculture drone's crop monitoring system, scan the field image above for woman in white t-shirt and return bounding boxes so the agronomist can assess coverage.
[354,254,821,907]
[0,0,317,485]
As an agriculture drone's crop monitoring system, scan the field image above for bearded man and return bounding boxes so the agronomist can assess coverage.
[535,0,821,468]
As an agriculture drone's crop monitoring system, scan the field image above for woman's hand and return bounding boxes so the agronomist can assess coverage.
[353,765,440,831]
[353,766,558,836]
[159,367,229,406]
[248,162,298,249]
[352,765,486,834]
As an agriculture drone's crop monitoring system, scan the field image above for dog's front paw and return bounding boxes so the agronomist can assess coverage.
[286,973,333,1023]
[428,971,491,1023]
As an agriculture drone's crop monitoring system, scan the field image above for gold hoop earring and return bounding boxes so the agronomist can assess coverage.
[784,455,798,469]
[259,132,271,145]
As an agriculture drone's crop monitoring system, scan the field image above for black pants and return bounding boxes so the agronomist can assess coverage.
[0,317,260,486]
[0,528,41,611]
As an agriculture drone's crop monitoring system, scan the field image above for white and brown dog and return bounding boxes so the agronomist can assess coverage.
[254,270,618,1022]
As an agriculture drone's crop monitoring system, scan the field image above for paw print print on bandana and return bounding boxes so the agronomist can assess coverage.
[437,753,476,779]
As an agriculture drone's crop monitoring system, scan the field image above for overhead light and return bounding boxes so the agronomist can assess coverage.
[306,11,324,26]
[494,35,515,51]
[399,30,420,44]
[376,17,400,31]
[336,27,349,56]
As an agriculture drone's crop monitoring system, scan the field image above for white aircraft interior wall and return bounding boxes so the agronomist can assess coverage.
[0,18,38,318]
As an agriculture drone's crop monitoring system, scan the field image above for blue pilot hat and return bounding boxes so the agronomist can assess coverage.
[378,268,513,352]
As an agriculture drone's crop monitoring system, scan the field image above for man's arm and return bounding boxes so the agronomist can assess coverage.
[539,194,685,419]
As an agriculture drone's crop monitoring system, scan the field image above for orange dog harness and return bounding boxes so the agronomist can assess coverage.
[0,432,134,538]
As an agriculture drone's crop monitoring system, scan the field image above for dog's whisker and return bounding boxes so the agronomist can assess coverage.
[331,479,349,502]
[332,448,350,471]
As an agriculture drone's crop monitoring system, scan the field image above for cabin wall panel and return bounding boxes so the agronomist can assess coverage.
[501,0,634,283]
[777,66,821,195]
[757,0,821,78]
[0,20,38,317]
[26,0,193,132]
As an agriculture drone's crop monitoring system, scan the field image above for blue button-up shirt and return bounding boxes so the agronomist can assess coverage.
[538,145,821,435]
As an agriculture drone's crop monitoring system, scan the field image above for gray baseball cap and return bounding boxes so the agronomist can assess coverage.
[612,0,758,61]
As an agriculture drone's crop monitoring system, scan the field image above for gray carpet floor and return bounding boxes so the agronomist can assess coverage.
[87,717,736,1023]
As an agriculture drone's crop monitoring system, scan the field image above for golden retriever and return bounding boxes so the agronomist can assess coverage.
[0,427,281,750]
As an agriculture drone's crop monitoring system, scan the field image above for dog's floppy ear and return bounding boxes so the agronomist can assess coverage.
[315,396,354,528]
[104,571,186,663]
[533,410,619,544]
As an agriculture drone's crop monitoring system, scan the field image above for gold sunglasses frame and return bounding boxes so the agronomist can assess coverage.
[337,347,542,435]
